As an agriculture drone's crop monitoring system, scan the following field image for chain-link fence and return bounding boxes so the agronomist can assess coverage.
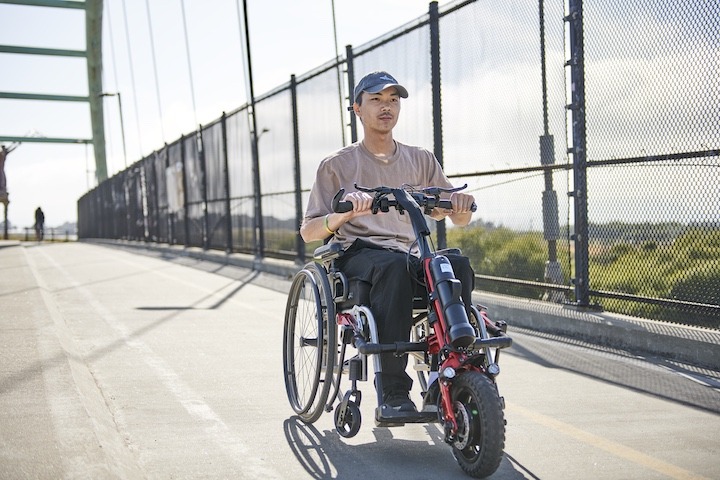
[78,0,719,328]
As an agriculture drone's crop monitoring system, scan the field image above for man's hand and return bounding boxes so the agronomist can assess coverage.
[430,192,475,225]
[450,192,475,213]
[343,191,374,215]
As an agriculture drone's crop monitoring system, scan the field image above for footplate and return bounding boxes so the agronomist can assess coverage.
[375,405,439,427]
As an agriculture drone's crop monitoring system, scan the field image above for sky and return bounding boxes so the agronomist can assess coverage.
[0,0,449,230]
[1,1,717,232]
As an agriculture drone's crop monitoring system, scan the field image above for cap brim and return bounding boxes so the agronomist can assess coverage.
[364,83,409,98]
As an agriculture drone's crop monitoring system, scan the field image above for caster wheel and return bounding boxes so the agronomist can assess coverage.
[334,401,362,438]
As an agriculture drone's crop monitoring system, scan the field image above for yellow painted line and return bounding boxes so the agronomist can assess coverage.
[507,402,710,480]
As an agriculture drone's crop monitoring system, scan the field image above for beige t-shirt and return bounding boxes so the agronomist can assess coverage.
[303,140,453,253]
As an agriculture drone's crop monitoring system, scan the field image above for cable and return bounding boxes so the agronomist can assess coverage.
[234,0,252,107]
[330,0,346,146]
[121,0,144,156]
[144,0,166,142]
[180,0,199,128]
[106,1,121,96]
[105,1,120,172]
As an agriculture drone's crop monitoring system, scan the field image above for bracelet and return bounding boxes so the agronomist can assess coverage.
[323,214,335,235]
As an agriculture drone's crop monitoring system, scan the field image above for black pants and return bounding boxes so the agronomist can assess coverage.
[336,240,475,396]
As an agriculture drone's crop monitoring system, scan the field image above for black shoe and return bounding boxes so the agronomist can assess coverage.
[383,391,417,412]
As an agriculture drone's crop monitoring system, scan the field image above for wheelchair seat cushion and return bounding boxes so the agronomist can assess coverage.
[336,277,371,310]
[335,276,428,311]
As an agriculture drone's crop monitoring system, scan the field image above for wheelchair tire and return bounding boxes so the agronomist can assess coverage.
[449,371,505,479]
[334,401,361,438]
[283,263,337,423]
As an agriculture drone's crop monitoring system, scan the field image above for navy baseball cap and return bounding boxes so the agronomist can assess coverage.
[353,71,409,103]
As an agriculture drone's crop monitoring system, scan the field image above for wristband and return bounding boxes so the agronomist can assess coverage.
[323,214,335,235]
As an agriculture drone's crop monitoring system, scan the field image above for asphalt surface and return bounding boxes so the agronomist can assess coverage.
[2,241,719,479]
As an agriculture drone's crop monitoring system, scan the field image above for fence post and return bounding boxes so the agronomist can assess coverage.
[181,134,190,247]
[197,127,209,250]
[539,0,565,302]
[346,44,357,144]
[150,152,161,242]
[164,143,175,245]
[221,113,233,253]
[241,0,264,258]
[290,75,306,264]
[429,1,446,249]
[565,0,590,307]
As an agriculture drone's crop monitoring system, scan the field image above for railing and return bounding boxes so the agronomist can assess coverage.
[78,0,720,328]
[22,227,76,242]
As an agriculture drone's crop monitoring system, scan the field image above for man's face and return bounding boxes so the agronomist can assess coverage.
[354,87,402,134]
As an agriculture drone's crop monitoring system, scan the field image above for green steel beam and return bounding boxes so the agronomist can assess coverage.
[0,0,86,9]
[1,0,105,180]
[0,135,91,144]
[0,92,89,102]
[86,0,106,180]
[0,45,86,57]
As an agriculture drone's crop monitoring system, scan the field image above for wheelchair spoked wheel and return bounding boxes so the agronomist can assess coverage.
[283,263,337,423]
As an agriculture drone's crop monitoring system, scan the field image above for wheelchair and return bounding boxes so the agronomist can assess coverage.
[282,185,512,478]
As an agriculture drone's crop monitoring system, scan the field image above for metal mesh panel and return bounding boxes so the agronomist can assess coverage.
[167,139,185,246]
[296,68,346,190]
[262,192,297,257]
[588,159,719,325]
[111,174,127,239]
[443,2,536,171]
[584,0,719,159]
[441,1,567,174]
[143,155,159,241]
[183,134,204,247]
[202,120,226,201]
[152,148,169,243]
[226,109,254,253]
[128,167,145,240]
[201,120,228,250]
[183,134,203,203]
[353,24,433,148]
[206,199,227,250]
[452,170,572,296]
[583,0,720,325]
[255,90,294,195]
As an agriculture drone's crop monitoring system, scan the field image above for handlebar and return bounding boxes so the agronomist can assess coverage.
[331,184,477,215]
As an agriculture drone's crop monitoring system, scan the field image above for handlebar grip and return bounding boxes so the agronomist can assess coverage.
[438,200,478,212]
[332,189,353,213]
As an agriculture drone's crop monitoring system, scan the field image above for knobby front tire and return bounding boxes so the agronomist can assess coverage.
[450,371,505,479]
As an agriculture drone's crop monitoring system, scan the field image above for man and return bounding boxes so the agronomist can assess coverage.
[300,71,476,413]
[34,206,45,241]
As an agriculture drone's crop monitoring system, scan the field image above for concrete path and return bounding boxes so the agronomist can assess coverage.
[1,242,719,479]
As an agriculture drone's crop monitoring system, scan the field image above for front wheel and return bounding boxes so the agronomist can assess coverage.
[449,372,505,478]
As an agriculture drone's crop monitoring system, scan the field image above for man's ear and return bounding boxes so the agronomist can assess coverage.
[352,102,362,121]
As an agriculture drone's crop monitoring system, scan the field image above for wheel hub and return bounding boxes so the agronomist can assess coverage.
[452,401,472,450]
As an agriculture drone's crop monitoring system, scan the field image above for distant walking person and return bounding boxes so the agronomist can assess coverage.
[34,207,45,241]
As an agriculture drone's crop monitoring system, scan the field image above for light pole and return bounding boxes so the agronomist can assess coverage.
[99,92,128,168]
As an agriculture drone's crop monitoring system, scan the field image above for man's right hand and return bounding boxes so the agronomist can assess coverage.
[342,191,374,215]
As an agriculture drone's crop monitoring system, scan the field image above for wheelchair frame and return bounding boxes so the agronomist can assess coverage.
[282,185,512,478]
